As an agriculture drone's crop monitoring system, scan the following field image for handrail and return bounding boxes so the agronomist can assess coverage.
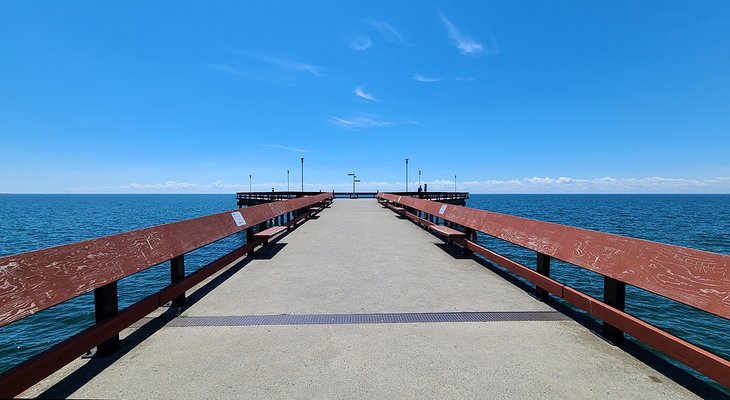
[378,193,729,319]
[0,193,332,397]
[0,193,332,328]
[378,192,729,387]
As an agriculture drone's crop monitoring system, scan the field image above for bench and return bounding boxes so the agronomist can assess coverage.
[390,206,405,216]
[253,226,287,244]
[428,225,466,244]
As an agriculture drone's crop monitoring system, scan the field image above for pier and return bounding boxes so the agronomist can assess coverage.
[0,195,728,398]
[236,191,469,207]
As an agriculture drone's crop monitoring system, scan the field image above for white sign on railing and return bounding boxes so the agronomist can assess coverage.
[231,211,247,227]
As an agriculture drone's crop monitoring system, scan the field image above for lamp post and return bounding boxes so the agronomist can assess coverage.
[249,174,252,193]
[348,173,356,193]
[287,170,290,192]
[419,170,421,188]
[405,158,409,192]
[454,175,457,193]
[300,157,304,192]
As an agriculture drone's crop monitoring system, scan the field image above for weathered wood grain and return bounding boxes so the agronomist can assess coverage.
[379,193,730,320]
[0,193,332,328]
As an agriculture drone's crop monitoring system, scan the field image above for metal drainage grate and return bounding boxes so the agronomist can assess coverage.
[166,311,570,327]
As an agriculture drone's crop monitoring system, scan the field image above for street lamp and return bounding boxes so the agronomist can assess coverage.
[348,173,357,193]
[454,175,457,193]
[419,170,421,188]
[249,174,252,193]
[405,158,409,192]
[287,170,290,192]
[300,157,304,192]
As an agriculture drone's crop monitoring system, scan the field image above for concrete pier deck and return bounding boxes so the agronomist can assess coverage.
[25,200,699,399]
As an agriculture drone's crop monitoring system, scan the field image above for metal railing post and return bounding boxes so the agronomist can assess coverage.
[536,253,550,301]
[170,255,185,306]
[246,228,255,256]
[94,282,119,356]
[603,277,626,345]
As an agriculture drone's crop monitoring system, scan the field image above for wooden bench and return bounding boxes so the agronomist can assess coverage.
[253,226,287,244]
[428,225,466,244]
[390,206,405,216]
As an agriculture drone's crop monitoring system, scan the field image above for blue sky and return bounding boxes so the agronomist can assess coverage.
[1,1,729,193]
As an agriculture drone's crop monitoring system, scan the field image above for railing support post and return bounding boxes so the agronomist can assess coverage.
[94,282,119,356]
[536,253,550,301]
[246,227,255,256]
[463,229,476,256]
[603,277,626,345]
[170,255,185,306]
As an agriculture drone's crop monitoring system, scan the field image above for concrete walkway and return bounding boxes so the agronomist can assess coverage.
[26,200,699,399]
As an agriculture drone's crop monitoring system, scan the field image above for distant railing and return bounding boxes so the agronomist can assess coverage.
[389,191,469,202]
[236,191,325,206]
[0,193,333,398]
[377,193,730,388]
[238,191,468,205]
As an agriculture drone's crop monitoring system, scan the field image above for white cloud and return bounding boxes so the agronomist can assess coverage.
[211,50,323,83]
[440,13,498,55]
[209,63,248,77]
[413,74,474,83]
[243,52,323,76]
[69,176,730,194]
[354,86,378,101]
[328,115,417,129]
[348,35,372,51]
[364,19,407,45]
[262,144,315,153]
[414,74,443,82]
[449,176,730,193]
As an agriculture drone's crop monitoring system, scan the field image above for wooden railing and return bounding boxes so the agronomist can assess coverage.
[0,193,332,397]
[389,191,469,202]
[377,193,729,388]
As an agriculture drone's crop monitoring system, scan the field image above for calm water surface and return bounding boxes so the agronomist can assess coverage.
[0,194,728,388]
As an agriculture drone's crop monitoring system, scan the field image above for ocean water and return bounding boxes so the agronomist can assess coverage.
[0,194,728,387]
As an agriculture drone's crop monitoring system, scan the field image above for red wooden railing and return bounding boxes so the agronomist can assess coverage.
[377,193,729,388]
[0,193,332,397]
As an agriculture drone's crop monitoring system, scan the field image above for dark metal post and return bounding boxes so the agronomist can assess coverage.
[603,277,626,345]
[463,229,476,256]
[405,158,409,192]
[94,282,119,356]
[536,253,550,301]
[170,255,185,306]
[246,227,255,256]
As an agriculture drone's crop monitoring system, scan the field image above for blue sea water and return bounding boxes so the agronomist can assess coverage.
[0,194,728,388]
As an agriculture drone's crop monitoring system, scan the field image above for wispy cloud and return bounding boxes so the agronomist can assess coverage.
[262,144,315,153]
[209,63,249,78]
[249,52,323,76]
[71,176,730,194]
[364,19,407,45]
[328,115,417,129]
[413,74,474,83]
[451,176,730,193]
[414,74,443,82]
[211,50,324,83]
[440,13,497,55]
[347,35,372,51]
[354,86,378,101]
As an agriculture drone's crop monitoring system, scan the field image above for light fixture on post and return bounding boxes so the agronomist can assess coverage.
[405,158,409,192]
[347,173,356,193]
